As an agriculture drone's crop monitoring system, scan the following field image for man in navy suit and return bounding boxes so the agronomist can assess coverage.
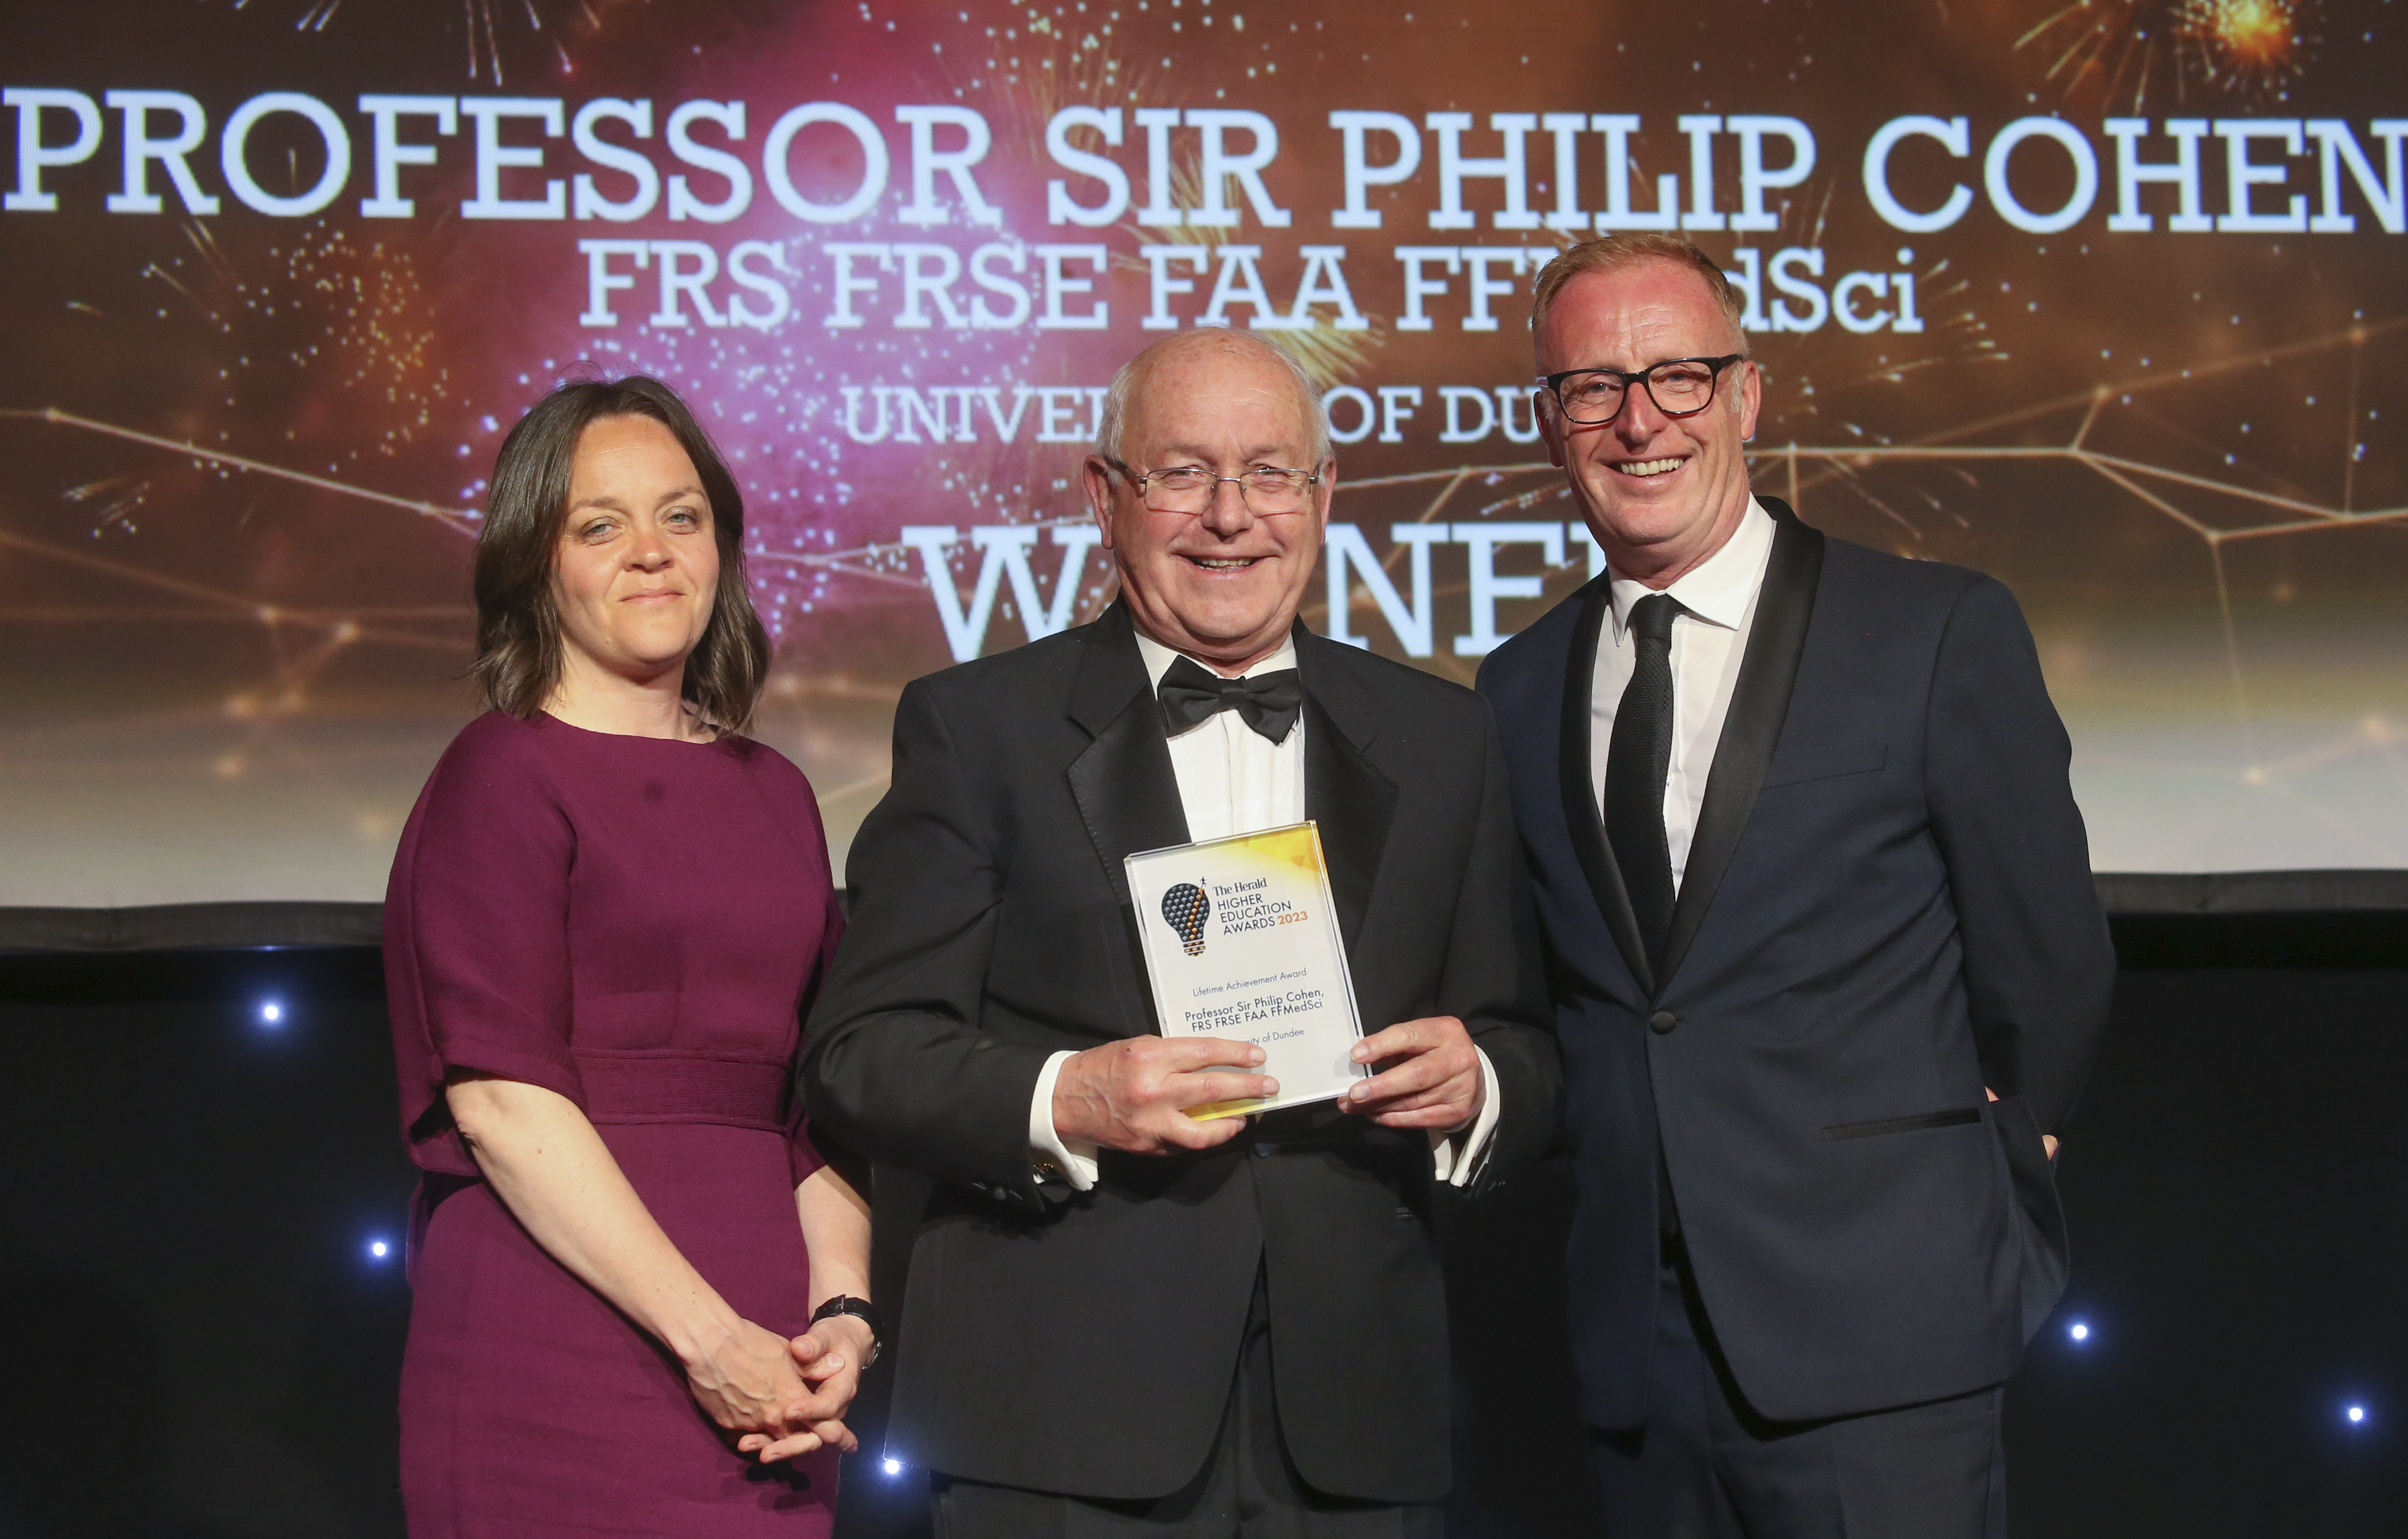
[1476,233,2114,1537]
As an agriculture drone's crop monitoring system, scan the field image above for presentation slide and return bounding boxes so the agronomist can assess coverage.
[3,0,2401,905]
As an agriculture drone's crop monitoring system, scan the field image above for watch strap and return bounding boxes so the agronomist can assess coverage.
[809,1294,884,1365]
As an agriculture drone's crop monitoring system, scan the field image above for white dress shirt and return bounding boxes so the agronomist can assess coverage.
[1028,633,1503,1189]
[1592,497,1778,892]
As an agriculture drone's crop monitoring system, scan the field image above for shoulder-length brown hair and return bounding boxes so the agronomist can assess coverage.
[469,375,770,735]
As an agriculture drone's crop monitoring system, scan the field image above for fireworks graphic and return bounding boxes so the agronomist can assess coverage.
[1107,160,1386,393]
[2173,0,2312,94]
[227,0,645,83]
[1699,181,2005,455]
[2015,0,2321,108]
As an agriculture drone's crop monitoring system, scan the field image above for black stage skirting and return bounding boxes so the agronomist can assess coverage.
[6,869,2408,957]
[3,901,2402,1537]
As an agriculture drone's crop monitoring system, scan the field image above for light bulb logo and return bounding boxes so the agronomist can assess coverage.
[1161,882,1211,956]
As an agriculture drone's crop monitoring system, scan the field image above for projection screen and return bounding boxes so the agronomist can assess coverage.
[3,0,2402,905]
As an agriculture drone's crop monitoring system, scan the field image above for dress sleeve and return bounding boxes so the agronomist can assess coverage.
[386,730,585,1173]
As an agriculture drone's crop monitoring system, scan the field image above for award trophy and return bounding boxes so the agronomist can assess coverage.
[1123,821,1368,1118]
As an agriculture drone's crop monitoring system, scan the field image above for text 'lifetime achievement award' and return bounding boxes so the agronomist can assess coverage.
[1124,821,1367,1119]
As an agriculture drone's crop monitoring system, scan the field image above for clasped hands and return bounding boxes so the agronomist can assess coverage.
[682,1310,877,1466]
[1051,1015,1484,1154]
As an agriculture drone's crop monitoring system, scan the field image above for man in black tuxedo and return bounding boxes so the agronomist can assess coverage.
[1476,234,2114,1537]
[803,329,1559,1537]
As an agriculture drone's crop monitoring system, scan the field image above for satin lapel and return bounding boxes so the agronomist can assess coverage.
[1295,638,1396,954]
[1658,498,1826,986]
[1561,575,1655,997]
[1064,606,1190,909]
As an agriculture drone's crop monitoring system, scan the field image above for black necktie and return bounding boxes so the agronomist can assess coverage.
[1605,593,1679,979]
[1157,656,1304,743]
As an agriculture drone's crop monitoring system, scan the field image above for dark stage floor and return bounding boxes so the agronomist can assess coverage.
[2,931,2402,1537]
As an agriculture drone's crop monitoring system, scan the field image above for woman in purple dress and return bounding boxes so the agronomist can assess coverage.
[385,376,873,1536]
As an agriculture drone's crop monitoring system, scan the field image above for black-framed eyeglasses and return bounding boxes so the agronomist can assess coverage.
[1540,354,1747,425]
[1104,458,1321,516]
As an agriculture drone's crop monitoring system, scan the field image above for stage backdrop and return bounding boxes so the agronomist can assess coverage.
[3,0,2402,905]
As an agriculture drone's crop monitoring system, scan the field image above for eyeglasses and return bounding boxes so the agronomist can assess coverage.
[1541,355,1747,425]
[1106,460,1321,516]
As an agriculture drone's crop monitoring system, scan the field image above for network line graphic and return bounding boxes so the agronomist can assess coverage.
[4,312,2400,804]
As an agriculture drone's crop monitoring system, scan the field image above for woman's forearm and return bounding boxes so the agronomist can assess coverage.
[446,1073,742,1364]
[732,1160,877,1462]
[794,1163,873,1310]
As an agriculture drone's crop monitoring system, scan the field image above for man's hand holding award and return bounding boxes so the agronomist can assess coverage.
[1051,821,1486,1155]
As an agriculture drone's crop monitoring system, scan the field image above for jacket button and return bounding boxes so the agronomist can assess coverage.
[1649,1010,1679,1035]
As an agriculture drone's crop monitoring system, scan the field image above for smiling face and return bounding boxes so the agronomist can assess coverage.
[1083,339,1334,672]
[1536,260,1761,586]
[549,413,720,698]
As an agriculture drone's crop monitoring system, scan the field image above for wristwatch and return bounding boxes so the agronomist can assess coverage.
[809,1295,885,1366]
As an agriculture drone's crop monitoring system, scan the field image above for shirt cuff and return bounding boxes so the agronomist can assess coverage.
[1430,1047,1503,1188]
[1029,1050,1100,1192]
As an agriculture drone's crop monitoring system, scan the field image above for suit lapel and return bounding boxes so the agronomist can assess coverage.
[1560,575,1657,997]
[1068,614,1396,952]
[1295,631,1397,954]
[1064,605,1190,910]
[1657,498,1826,986]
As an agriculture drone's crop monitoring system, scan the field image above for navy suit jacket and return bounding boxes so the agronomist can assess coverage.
[1476,499,2114,1426]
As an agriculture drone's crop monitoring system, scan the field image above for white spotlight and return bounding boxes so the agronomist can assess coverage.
[260,1000,284,1025]
[368,1239,390,1259]
[2068,1321,2090,1342]
[881,1458,903,1477]
[2346,1405,2367,1425]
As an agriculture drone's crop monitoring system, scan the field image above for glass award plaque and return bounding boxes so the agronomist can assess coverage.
[1123,820,1368,1119]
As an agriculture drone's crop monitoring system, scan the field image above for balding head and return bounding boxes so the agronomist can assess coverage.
[1097,330,1330,469]
[1081,330,1337,673]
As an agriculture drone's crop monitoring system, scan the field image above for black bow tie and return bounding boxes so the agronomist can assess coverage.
[1157,656,1303,743]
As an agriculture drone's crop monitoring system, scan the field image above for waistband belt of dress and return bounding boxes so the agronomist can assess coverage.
[574,1053,789,1132]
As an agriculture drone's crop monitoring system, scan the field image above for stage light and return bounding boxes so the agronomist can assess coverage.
[2068,1320,2091,1343]
[258,999,284,1025]
[881,1458,903,1477]
[2346,1404,2367,1425]
[367,1238,391,1260]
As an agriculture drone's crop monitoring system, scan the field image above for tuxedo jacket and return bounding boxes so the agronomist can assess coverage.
[1475,499,2114,1427]
[802,604,1560,1502]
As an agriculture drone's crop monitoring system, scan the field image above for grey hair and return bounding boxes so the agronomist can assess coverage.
[1094,329,1332,469]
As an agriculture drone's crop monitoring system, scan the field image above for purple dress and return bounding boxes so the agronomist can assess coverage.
[384,711,845,1537]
